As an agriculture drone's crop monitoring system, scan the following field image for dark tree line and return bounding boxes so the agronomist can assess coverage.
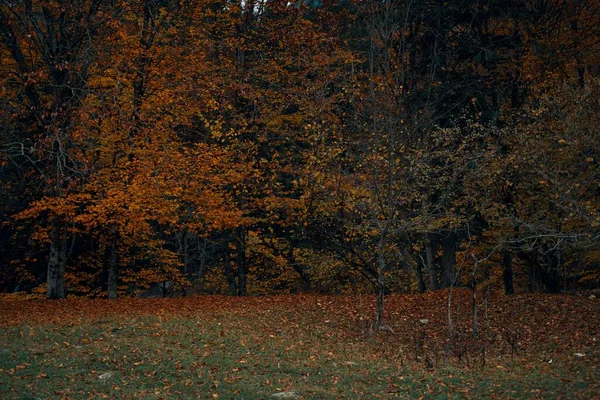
[1,0,599,301]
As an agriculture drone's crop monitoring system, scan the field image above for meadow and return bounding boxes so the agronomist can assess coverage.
[1,290,598,399]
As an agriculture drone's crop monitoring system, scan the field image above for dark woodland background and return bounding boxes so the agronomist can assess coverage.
[1,0,599,301]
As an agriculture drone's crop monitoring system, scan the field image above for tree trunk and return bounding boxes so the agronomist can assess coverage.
[528,249,537,292]
[197,236,208,279]
[571,20,586,88]
[528,248,561,293]
[502,249,514,295]
[376,237,386,328]
[434,0,447,77]
[426,234,439,290]
[546,249,561,294]
[376,281,385,329]
[47,232,68,299]
[224,251,237,295]
[179,230,190,277]
[132,0,157,121]
[237,261,247,296]
[471,262,478,339]
[289,247,312,292]
[107,225,119,299]
[236,227,247,296]
[415,253,426,293]
[441,231,456,287]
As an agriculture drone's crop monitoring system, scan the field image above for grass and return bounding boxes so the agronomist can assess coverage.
[0,291,598,399]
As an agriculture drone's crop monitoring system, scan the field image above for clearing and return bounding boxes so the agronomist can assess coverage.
[1,290,598,399]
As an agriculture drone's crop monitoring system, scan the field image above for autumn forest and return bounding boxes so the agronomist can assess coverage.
[1,0,599,307]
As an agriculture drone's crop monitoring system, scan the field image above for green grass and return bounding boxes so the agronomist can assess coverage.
[1,294,598,399]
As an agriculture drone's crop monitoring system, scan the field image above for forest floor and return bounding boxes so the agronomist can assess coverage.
[0,289,598,399]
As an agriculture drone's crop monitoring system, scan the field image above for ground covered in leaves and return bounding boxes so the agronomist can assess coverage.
[1,290,598,399]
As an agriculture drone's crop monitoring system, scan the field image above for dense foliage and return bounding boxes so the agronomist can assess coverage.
[1,0,599,303]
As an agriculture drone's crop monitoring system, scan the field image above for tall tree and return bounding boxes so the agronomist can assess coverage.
[1,0,110,298]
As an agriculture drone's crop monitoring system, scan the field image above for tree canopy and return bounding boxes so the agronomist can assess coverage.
[1,0,599,308]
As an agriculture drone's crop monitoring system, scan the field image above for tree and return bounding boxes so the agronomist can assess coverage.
[1,0,111,298]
